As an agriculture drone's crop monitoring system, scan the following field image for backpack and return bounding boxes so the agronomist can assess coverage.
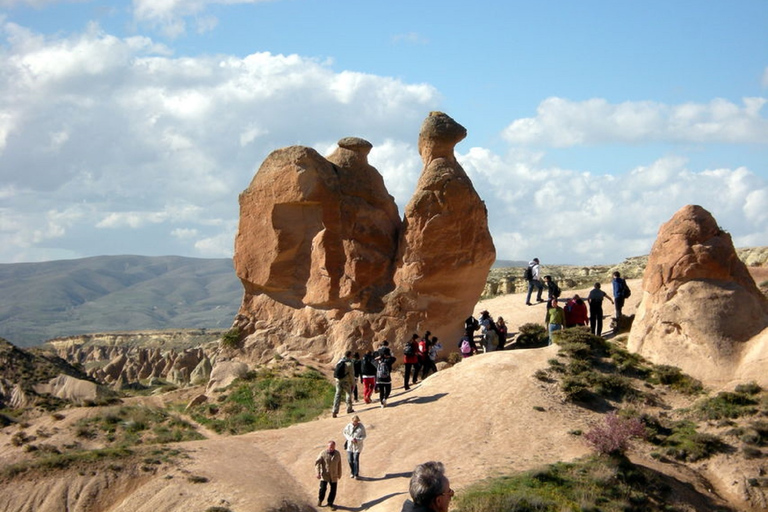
[333,359,347,379]
[376,360,391,380]
[524,265,533,281]
[622,281,632,298]
[551,281,561,298]
[460,338,472,355]
[403,341,415,357]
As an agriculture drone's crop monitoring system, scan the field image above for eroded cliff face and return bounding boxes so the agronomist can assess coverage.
[628,205,768,386]
[231,112,495,364]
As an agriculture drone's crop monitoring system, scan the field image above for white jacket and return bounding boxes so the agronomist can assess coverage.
[343,422,366,453]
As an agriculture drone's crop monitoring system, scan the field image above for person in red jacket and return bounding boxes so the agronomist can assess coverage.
[565,294,589,328]
[403,333,420,390]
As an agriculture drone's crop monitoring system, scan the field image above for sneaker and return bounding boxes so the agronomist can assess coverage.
[350,474,355,479]
[347,409,354,414]
[526,302,532,306]
[332,412,337,418]
[330,506,337,511]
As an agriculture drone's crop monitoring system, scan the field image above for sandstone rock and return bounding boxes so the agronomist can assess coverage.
[628,205,768,386]
[33,374,108,404]
[229,114,494,366]
[207,360,249,391]
[185,393,208,411]
[190,356,212,385]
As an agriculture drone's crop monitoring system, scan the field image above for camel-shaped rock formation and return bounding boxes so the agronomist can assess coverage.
[628,205,768,386]
[230,112,495,364]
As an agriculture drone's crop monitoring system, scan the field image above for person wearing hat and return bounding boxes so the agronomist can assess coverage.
[525,257,544,306]
[342,415,367,479]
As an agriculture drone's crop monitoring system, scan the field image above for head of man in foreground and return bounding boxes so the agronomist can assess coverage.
[401,461,453,512]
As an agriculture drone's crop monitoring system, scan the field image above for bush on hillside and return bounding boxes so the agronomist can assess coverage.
[515,323,548,348]
[583,412,646,456]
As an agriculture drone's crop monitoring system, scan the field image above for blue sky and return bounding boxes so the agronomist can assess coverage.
[0,0,766,265]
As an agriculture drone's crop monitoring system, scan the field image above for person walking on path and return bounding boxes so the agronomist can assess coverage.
[375,347,395,407]
[587,282,614,337]
[545,298,566,346]
[315,440,343,510]
[402,333,420,390]
[331,351,355,418]
[342,415,366,479]
[360,350,377,404]
[612,271,630,320]
[400,461,454,512]
[525,258,544,306]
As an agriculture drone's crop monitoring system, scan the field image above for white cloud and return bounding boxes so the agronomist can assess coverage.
[131,0,272,38]
[0,22,439,262]
[503,97,768,147]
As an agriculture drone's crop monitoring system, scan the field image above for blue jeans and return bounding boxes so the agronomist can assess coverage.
[347,450,360,477]
[548,323,563,345]
[526,280,543,304]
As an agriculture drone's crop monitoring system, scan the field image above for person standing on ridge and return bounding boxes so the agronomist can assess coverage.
[525,258,544,306]
[612,271,629,320]
[587,282,614,337]
[545,298,566,345]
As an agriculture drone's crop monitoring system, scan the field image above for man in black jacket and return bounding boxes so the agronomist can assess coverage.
[400,461,454,512]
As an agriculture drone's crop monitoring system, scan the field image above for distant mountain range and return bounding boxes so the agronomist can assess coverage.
[0,256,242,348]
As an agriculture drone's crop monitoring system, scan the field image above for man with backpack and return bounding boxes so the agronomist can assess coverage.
[402,333,420,390]
[524,258,544,306]
[612,271,631,320]
[332,350,355,418]
[375,347,395,408]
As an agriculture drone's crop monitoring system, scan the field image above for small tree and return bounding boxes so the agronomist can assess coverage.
[583,412,646,456]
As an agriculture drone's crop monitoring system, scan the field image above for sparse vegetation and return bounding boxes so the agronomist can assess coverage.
[453,454,691,512]
[74,405,205,447]
[220,327,241,349]
[694,390,759,420]
[190,367,334,435]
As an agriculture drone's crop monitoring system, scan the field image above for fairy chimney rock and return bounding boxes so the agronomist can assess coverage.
[229,114,495,367]
[628,205,768,386]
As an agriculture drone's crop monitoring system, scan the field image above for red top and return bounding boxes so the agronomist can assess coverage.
[565,299,588,326]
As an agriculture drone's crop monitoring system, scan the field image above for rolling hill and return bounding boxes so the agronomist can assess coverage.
[0,256,242,347]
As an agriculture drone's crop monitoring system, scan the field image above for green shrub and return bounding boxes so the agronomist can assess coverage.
[695,391,758,420]
[655,420,726,462]
[735,382,763,395]
[220,328,241,349]
[650,365,703,395]
[515,323,548,348]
